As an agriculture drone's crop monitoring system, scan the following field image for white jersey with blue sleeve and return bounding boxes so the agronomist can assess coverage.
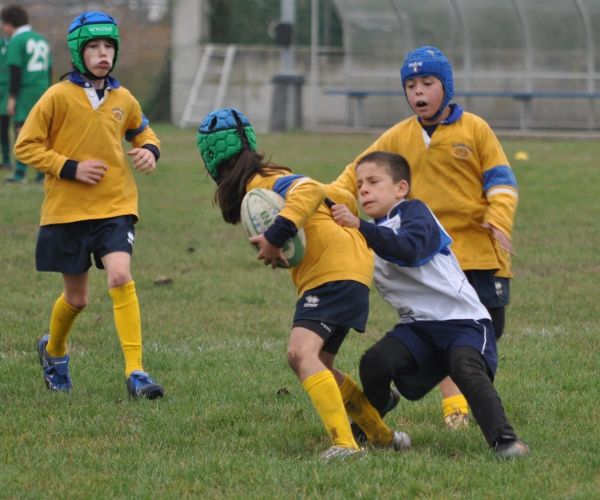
[358,199,490,323]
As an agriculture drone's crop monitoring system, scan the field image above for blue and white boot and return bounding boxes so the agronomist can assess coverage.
[36,335,72,392]
[126,370,164,400]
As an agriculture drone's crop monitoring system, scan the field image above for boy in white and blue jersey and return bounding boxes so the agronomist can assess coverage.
[334,46,519,428]
[331,151,528,458]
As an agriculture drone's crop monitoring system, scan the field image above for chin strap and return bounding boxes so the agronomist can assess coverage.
[83,71,109,81]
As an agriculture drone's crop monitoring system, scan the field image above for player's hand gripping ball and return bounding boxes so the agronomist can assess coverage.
[241,188,306,268]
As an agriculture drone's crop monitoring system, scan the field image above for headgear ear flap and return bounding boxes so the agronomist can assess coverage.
[196,108,258,182]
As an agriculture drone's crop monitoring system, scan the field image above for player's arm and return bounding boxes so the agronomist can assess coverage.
[125,99,161,174]
[60,159,107,185]
[337,201,445,267]
[330,128,399,196]
[247,174,325,268]
[263,176,325,246]
[255,176,325,267]
[478,126,519,252]
[6,65,21,115]
[13,95,67,177]
[13,94,107,185]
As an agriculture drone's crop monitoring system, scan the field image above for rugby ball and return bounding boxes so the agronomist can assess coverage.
[240,188,306,268]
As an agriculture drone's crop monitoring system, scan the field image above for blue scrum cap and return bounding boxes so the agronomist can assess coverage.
[400,45,454,115]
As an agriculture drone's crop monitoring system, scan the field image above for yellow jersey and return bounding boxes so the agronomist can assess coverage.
[14,76,160,226]
[246,172,374,295]
[333,105,517,277]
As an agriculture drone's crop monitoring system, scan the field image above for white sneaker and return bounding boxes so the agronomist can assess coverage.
[390,430,411,451]
[319,445,364,461]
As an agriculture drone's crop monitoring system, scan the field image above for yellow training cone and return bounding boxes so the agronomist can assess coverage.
[514,151,529,161]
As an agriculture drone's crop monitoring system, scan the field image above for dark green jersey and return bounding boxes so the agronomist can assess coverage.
[0,37,9,88]
[0,37,8,110]
[6,26,51,91]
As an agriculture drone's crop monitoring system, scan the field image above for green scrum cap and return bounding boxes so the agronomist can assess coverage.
[197,108,258,183]
[67,11,120,74]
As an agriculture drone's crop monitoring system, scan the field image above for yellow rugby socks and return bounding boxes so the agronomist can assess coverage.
[302,370,358,449]
[46,294,82,357]
[109,281,143,376]
[340,374,393,446]
[442,394,469,419]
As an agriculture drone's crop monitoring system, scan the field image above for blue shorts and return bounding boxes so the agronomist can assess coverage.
[464,270,510,308]
[387,319,498,384]
[293,280,369,332]
[36,216,136,274]
[293,280,369,355]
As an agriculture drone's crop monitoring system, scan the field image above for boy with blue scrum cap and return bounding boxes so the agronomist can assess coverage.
[14,11,163,399]
[333,46,518,429]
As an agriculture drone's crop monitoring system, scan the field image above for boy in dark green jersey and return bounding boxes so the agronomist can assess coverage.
[1,5,51,183]
[0,35,11,169]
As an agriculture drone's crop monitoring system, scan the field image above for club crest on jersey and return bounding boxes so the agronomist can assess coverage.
[304,295,320,308]
[451,143,472,160]
[112,107,125,121]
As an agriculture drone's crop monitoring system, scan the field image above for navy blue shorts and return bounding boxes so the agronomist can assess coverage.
[464,270,510,308]
[293,280,369,354]
[293,280,369,332]
[293,319,351,355]
[36,215,136,274]
[386,319,498,388]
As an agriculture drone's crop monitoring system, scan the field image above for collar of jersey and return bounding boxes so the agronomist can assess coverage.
[442,103,463,124]
[69,71,120,89]
[374,199,407,225]
[417,103,463,126]
[11,25,32,38]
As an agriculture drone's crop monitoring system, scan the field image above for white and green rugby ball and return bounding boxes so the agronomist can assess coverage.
[241,188,306,268]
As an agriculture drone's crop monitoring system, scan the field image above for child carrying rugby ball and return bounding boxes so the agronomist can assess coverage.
[197,108,410,460]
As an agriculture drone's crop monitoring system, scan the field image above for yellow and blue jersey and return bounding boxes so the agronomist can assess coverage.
[246,172,374,296]
[334,104,518,277]
[14,74,160,226]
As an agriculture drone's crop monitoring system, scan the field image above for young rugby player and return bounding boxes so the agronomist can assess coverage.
[197,108,410,460]
[332,151,528,458]
[14,11,163,399]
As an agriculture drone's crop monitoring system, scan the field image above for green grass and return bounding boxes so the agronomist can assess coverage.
[1,126,599,498]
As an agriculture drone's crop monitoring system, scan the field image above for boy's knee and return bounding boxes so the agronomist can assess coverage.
[107,271,132,289]
[359,342,397,386]
[286,347,298,372]
[65,293,88,310]
[286,345,306,375]
[448,347,488,385]
[359,346,380,379]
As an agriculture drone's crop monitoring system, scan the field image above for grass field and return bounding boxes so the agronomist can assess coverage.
[1,125,599,498]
